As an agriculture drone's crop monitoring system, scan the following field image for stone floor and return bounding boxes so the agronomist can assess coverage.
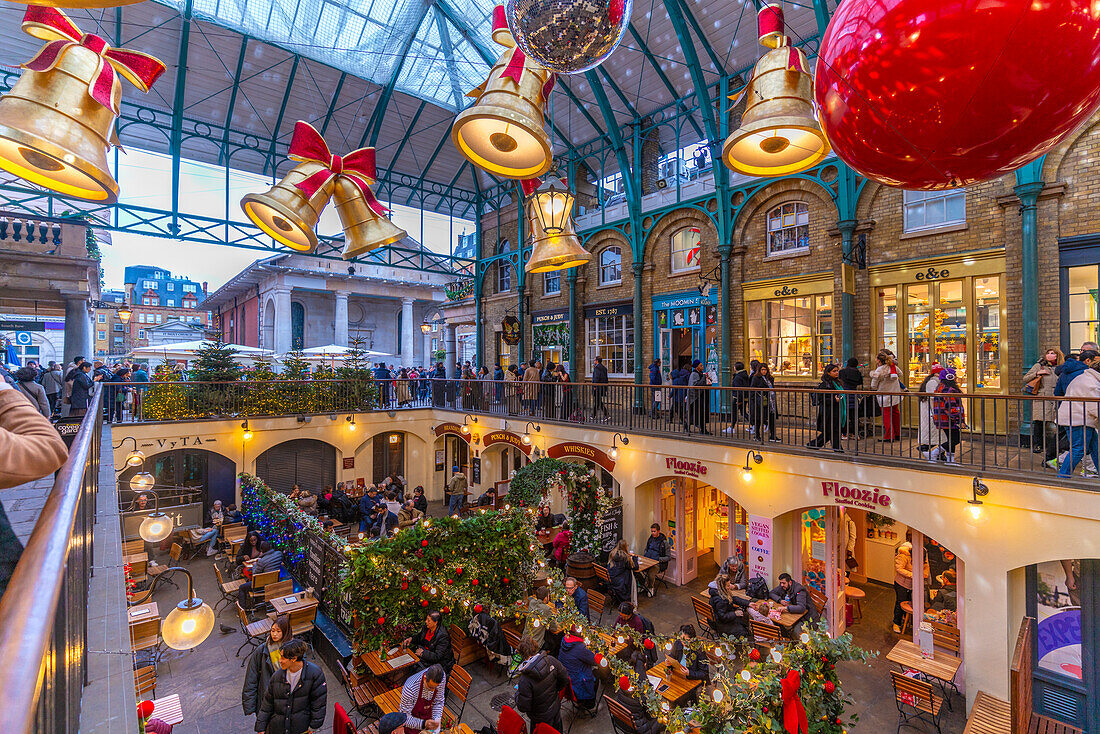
[135,506,965,734]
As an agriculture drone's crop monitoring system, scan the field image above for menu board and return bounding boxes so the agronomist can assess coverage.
[597,504,624,563]
[303,531,327,592]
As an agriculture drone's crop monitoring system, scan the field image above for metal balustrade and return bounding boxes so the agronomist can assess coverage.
[114,378,1100,487]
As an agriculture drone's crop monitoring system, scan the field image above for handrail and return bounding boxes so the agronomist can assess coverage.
[0,385,102,734]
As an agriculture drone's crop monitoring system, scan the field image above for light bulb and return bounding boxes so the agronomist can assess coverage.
[741,469,753,483]
[139,512,172,543]
[771,649,782,663]
[522,434,531,445]
[617,635,625,644]
[242,429,253,441]
[968,504,983,520]
[126,450,145,467]
[348,422,356,432]
[461,425,470,434]
[800,632,811,644]
[714,647,724,657]
[162,599,214,650]
[740,670,752,681]
[713,689,724,703]
[181,618,196,634]
[533,619,540,628]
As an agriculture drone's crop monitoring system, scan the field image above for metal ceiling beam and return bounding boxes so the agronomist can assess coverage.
[404,126,453,205]
[811,0,832,35]
[433,5,467,110]
[675,0,725,73]
[266,55,301,175]
[384,99,428,170]
[627,23,705,140]
[583,69,637,212]
[596,67,639,120]
[169,0,193,235]
[362,4,432,148]
[218,35,249,165]
[319,71,348,136]
[662,0,720,149]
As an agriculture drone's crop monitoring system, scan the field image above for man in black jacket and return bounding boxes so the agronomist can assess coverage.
[768,573,817,633]
[641,523,671,596]
[255,640,326,734]
[403,610,455,674]
[515,636,569,732]
[591,356,610,421]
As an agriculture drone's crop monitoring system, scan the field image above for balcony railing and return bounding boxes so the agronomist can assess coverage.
[0,386,102,734]
[116,378,1096,485]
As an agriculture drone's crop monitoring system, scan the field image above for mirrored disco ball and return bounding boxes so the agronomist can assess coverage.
[505,0,632,75]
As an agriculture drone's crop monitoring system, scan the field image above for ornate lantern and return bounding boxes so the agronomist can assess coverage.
[524,179,590,273]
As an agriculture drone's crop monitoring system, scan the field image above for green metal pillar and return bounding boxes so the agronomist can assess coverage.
[718,246,732,413]
[1016,181,1044,367]
[475,275,484,369]
[517,282,527,363]
[567,268,578,381]
[632,262,645,412]
[838,219,857,362]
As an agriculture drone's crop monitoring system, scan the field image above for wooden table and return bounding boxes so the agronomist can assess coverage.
[122,552,148,565]
[728,592,806,629]
[597,630,630,657]
[360,647,420,677]
[149,693,184,725]
[645,663,703,706]
[127,602,159,625]
[373,686,403,715]
[886,639,963,684]
[635,556,658,573]
[270,593,318,615]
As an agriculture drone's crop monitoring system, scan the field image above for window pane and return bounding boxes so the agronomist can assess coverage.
[1067,265,1098,294]
[975,277,1001,388]
[1034,560,1084,681]
[935,281,968,389]
[766,202,810,255]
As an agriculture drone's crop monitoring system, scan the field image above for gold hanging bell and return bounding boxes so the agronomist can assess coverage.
[452,44,553,179]
[0,43,120,202]
[241,161,335,253]
[524,188,591,273]
[334,178,407,259]
[722,39,830,177]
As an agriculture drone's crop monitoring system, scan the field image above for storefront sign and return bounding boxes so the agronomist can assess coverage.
[433,423,470,441]
[747,515,773,582]
[547,442,616,472]
[656,294,709,310]
[343,457,355,470]
[0,319,45,331]
[501,315,521,345]
[483,430,532,455]
[532,309,568,325]
[821,480,892,510]
[122,502,203,541]
[584,302,631,318]
[664,457,708,478]
[914,266,950,281]
[774,285,799,296]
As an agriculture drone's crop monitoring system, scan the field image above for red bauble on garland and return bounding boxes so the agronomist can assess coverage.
[643,638,654,650]
[421,539,429,547]
[825,681,836,694]
[471,579,479,586]
[377,617,385,625]
[137,701,155,719]
[749,648,760,661]
[474,604,483,613]
[815,0,1100,189]
[618,675,630,691]
[421,599,429,607]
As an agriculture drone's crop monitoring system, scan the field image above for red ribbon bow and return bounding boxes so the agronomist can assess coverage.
[287,121,388,217]
[492,4,555,98]
[20,6,166,116]
[520,178,542,197]
[781,670,809,734]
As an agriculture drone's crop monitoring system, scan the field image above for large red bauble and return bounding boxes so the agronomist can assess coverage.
[815,0,1100,189]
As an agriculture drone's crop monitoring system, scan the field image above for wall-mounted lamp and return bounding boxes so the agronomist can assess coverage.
[741,450,763,482]
[346,416,356,432]
[129,568,214,650]
[388,433,400,444]
[241,420,253,441]
[968,477,990,521]
[609,433,629,460]
[420,321,432,334]
[118,301,133,324]
[129,471,155,492]
[461,414,477,434]
[137,489,172,543]
[522,422,541,445]
[114,436,145,467]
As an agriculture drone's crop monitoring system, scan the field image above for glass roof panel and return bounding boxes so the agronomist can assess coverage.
[155,0,495,110]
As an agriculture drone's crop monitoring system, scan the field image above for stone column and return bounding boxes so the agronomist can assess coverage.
[63,297,91,363]
[334,290,349,347]
[444,323,457,374]
[273,286,292,354]
[423,330,433,365]
[401,297,415,363]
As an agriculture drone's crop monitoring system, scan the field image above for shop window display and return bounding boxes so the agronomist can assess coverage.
[800,509,827,594]
[746,295,833,377]
[1034,559,1084,681]
[671,227,701,273]
[766,202,810,255]
[1065,265,1099,349]
[585,313,634,376]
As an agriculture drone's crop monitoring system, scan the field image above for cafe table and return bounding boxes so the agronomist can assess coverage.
[360,646,420,678]
[635,556,658,573]
[127,601,159,625]
[645,662,703,706]
[270,592,318,615]
[886,639,962,684]
[122,552,148,565]
[597,630,630,657]
[373,686,404,715]
[149,693,184,725]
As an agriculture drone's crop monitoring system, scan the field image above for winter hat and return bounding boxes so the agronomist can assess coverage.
[692,359,702,367]
[941,369,957,382]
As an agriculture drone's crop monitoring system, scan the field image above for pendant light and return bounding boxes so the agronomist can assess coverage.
[137,490,172,544]
[524,179,591,273]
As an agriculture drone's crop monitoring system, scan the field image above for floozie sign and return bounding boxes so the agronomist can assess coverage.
[821,480,892,511]
[747,515,773,582]
[664,457,708,478]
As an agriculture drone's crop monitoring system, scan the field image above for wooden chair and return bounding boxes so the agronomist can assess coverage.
[449,623,487,667]
[260,580,294,613]
[336,657,387,719]
[750,620,782,653]
[214,564,247,614]
[962,691,1011,734]
[592,563,611,591]
[245,570,280,609]
[286,603,319,644]
[606,696,640,734]
[123,539,145,556]
[175,530,199,561]
[586,589,607,626]
[561,677,602,733]
[691,596,716,639]
[129,617,162,667]
[891,670,943,734]
[899,601,914,634]
[236,601,272,662]
[127,558,148,586]
[808,587,827,619]
[442,664,472,727]
[223,523,247,556]
[133,665,157,699]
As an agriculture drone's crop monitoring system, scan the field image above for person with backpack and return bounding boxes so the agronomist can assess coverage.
[514,636,569,732]
[669,362,691,432]
[1055,349,1100,477]
[688,360,711,435]
[930,369,966,464]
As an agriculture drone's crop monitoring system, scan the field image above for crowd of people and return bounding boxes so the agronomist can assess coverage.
[0,356,149,423]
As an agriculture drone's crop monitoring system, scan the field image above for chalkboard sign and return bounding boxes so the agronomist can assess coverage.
[471,457,482,485]
[304,531,326,592]
[598,504,624,563]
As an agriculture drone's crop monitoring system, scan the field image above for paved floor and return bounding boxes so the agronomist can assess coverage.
[137,508,964,734]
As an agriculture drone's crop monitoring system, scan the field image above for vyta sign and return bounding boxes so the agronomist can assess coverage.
[821,481,892,510]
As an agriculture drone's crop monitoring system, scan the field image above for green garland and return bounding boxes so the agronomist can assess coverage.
[341,507,539,650]
[509,459,599,554]
[240,473,341,565]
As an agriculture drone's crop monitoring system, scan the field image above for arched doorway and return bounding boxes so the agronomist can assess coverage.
[117,448,236,509]
[255,439,336,494]
[291,301,305,350]
[373,430,405,485]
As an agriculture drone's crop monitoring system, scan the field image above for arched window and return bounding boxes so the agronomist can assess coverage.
[599,246,622,285]
[766,202,810,255]
[671,227,701,273]
[496,239,512,292]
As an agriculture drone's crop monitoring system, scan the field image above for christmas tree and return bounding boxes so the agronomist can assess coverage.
[189,334,242,382]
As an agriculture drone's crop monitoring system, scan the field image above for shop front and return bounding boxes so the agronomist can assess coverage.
[532,308,570,368]
[871,248,1006,394]
[742,271,836,380]
[546,441,620,497]
[433,422,471,494]
[653,291,719,411]
[1058,233,1100,350]
[584,301,634,379]
[482,429,532,494]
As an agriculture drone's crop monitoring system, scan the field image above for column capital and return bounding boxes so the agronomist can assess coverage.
[334,289,350,298]
[401,296,415,305]
[1014,181,1045,209]
[271,284,292,296]
[837,219,859,235]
